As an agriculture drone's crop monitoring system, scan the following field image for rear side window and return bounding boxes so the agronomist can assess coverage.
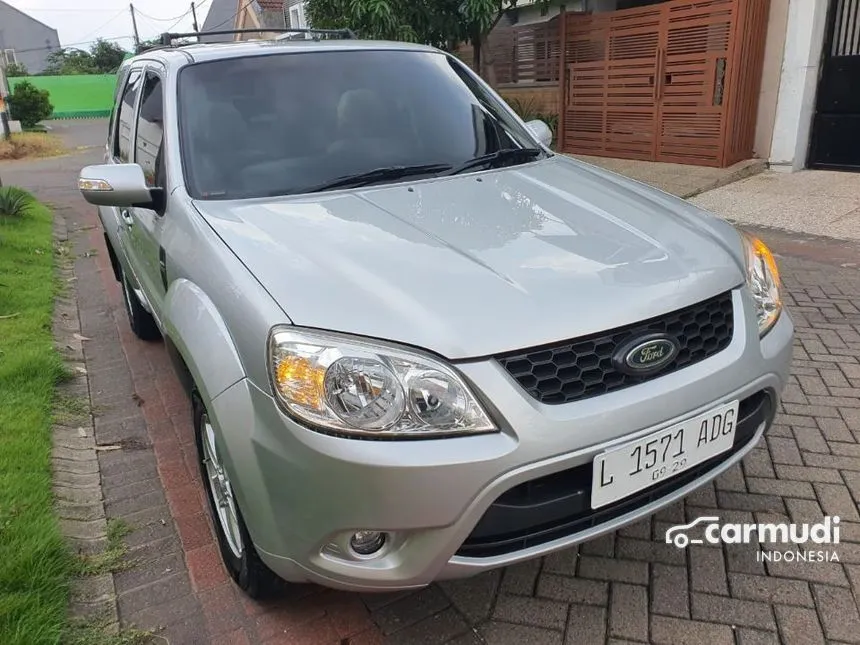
[135,72,164,187]
[114,70,142,162]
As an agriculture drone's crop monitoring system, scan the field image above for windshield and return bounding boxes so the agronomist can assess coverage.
[177,49,548,200]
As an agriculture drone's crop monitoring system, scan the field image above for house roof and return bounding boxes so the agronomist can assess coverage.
[0,0,59,33]
[257,0,284,10]
[200,0,240,42]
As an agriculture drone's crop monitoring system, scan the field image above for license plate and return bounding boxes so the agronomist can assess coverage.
[591,400,739,509]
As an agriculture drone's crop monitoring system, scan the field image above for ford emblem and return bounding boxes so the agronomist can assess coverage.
[613,334,679,376]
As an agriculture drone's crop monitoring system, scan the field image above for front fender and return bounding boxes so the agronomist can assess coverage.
[162,279,246,404]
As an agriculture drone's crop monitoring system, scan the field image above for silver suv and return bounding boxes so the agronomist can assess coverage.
[78,33,793,598]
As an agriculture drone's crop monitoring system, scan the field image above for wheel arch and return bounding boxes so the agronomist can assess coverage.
[162,278,246,406]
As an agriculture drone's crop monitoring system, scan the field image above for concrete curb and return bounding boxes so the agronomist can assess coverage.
[680,158,768,199]
[52,210,120,633]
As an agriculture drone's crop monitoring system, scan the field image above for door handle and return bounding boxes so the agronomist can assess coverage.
[120,209,134,227]
[656,48,666,101]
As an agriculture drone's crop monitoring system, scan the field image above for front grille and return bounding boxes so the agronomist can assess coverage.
[456,391,773,558]
[498,291,734,405]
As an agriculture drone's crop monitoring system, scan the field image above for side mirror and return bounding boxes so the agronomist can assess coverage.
[78,163,155,208]
[525,119,553,148]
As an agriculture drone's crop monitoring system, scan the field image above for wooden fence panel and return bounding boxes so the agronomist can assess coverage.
[460,17,561,84]
[562,6,663,160]
[559,0,770,168]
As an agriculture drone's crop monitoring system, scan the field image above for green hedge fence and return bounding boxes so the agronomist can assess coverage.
[10,75,117,119]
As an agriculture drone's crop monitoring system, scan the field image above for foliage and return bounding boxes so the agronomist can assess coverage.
[44,49,95,75]
[90,40,128,74]
[3,62,28,77]
[7,81,53,128]
[0,186,37,218]
[65,618,152,645]
[135,37,164,54]
[43,39,128,75]
[508,96,541,121]
[0,198,75,645]
[304,0,550,74]
[304,0,451,46]
[507,96,558,146]
[0,133,65,161]
[73,519,133,576]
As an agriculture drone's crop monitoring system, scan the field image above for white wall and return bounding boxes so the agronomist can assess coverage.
[768,0,830,171]
[287,0,307,28]
[753,0,789,159]
[514,1,584,26]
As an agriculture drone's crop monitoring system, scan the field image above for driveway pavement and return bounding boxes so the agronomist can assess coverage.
[691,170,860,242]
[43,118,109,151]
[7,122,860,644]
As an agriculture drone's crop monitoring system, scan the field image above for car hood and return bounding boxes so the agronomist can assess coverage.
[194,155,745,359]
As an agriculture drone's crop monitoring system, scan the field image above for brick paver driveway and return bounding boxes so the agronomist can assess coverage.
[5,138,859,644]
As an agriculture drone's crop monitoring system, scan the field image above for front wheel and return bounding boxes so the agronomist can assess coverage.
[192,394,279,598]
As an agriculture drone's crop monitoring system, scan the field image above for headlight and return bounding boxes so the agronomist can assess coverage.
[741,232,782,336]
[267,327,497,438]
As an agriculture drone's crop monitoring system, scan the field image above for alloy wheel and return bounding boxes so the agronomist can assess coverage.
[200,413,244,558]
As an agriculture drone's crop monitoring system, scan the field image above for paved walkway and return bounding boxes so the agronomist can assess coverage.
[691,170,860,242]
[5,126,860,644]
[571,155,765,199]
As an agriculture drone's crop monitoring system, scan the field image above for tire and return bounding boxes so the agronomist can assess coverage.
[120,270,161,341]
[192,394,280,599]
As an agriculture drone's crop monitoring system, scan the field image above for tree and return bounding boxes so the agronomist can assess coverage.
[42,39,130,75]
[90,39,128,73]
[7,81,53,128]
[304,0,549,78]
[305,0,467,47]
[136,37,162,54]
[43,48,96,75]
[3,62,28,77]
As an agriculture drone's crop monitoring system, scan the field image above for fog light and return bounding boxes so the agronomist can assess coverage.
[349,530,386,555]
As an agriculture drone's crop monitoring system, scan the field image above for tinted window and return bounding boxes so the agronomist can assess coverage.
[135,72,165,187]
[177,50,545,200]
[115,70,142,162]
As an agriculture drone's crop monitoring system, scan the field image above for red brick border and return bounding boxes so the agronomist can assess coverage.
[69,199,382,644]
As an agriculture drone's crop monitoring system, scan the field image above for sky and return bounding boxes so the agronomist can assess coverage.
[6,0,217,52]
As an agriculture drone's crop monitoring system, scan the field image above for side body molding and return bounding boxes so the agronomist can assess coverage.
[163,278,246,403]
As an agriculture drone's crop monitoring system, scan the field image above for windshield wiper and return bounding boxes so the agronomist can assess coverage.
[302,163,453,193]
[442,147,543,177]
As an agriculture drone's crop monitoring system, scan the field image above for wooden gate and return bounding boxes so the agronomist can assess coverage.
[557,0,770,167]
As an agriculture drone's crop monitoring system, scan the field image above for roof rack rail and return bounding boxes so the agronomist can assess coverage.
[273,28,358,40]
[157,27,356,46]
[137,44,174,53]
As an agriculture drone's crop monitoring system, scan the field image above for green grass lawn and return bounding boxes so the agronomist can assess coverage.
[0,200,73,645]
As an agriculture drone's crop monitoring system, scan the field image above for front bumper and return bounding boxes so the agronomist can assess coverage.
[209,288,793,592]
